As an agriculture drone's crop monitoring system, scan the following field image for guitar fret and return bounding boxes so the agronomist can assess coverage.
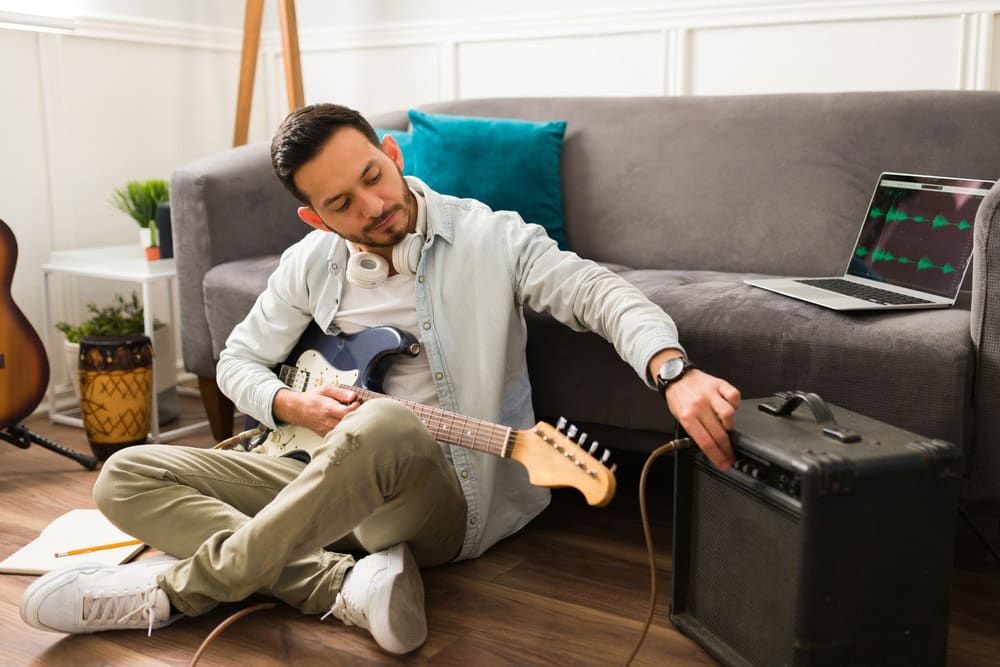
[342,383,509,458]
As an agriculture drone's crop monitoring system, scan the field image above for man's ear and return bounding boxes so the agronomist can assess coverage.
[380,133,406,173]
[297,207,330,232]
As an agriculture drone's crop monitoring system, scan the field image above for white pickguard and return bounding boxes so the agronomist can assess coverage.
[252,351,360,458]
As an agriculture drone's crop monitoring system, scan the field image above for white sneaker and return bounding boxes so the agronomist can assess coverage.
[323,543,426,654]
[20,555,180,636]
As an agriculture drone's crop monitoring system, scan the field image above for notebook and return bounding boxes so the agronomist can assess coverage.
[744,172,995,311]
[0,509,145,575]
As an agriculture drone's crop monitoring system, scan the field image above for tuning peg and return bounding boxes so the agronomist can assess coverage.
[556,417,568,432]
[609,463,618,474]
[577,432,588,446]
[567,424,578,439]
[600,449,611,464]
[588,441,599,455]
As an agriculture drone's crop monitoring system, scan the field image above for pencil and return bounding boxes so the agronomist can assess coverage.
[53,539,143,558]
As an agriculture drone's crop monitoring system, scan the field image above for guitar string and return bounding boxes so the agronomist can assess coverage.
[342,383,509,455]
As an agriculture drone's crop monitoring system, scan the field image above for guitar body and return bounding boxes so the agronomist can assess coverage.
[241,323,421,444]
[235,324,616,506]
[288,321,421,394]
[0,219,50,428]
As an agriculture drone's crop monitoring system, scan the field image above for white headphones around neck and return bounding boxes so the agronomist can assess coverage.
[345,233,423,288]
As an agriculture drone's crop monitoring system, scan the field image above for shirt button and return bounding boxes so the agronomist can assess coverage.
[460,469,469,479]
[418,275,425,283]
[423,322,431,330]
[435,372,443,380]
[469,516,478,526]
[331,263,338,270]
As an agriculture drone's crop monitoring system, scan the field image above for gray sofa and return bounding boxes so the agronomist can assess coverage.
[171,91,1000,509]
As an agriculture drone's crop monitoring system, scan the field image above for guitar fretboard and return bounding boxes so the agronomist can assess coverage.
[344,384,516,458]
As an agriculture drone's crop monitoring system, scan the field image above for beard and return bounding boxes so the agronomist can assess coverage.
[340,164,413,249]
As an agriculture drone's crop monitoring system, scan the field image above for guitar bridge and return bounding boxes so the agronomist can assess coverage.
[279,364,310,392]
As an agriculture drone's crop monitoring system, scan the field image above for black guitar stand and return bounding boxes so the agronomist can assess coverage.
[0,423,98,470]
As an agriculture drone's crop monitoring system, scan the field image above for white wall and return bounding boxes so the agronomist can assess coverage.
[2,0,1000,395]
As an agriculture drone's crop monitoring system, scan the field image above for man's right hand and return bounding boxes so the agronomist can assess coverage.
[272,385,361,436]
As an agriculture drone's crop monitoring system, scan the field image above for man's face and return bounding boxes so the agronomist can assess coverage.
[294,127,413,249]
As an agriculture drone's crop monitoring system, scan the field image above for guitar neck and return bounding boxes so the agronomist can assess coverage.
[343,384,516,458]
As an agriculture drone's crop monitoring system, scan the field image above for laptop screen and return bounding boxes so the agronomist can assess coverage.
[847,173,995,298]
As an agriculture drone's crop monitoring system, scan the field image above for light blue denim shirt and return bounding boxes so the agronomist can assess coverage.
[218,177,683,560]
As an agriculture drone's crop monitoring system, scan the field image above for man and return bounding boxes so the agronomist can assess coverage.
[21,104,739,654]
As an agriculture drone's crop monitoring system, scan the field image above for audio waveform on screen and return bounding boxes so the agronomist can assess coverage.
[869,207,971,230]
[854,246,956,273]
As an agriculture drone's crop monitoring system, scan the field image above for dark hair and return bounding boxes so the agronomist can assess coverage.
[270,103,380,204]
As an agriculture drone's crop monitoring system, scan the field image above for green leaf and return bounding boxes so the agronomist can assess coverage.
[55,291,163,343]
[109,178,169,231]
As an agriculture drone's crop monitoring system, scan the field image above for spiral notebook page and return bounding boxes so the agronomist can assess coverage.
[0,509,145,575]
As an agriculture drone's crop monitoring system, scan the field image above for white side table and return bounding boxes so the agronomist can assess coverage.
[41,245,209,442]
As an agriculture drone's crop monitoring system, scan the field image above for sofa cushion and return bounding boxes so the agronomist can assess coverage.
[407,109,569,250]
[205,256,973,453]
[527,268,974,452]
[204,255,279,358]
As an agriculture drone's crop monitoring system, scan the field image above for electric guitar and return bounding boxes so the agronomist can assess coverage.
[0,219,50,428]
[233,322,617,507]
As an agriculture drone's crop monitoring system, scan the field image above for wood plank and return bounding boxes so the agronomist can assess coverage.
[1,398,998,665]
[277,0,305,112]
[233,0,264,147]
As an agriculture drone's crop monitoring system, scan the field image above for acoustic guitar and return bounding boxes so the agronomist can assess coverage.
[227,323,617,507]
[0,219,50,428]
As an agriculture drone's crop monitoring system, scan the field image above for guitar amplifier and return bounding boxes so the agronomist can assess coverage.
[670,392,961,667]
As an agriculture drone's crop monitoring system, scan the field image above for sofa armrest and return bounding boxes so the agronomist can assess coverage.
[171,142,307,378]
[969,180,1000,504]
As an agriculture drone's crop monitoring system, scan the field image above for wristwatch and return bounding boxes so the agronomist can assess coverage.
[655,356,696,395]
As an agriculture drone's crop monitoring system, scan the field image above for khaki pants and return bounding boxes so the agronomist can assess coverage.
[93,399,467,616]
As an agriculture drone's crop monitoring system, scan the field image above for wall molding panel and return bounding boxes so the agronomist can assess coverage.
[73,14,242,52]
[288,0,1000,104]
[4,1,1000,401]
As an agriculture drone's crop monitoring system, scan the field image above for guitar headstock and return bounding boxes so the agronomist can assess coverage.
[511,418,617,507]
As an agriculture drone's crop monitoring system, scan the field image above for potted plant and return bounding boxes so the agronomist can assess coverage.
[56,292,178,424]
[110,179,169,260]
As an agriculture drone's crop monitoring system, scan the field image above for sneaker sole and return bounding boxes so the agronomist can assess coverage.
[20,555,179,634]
[21,562,109,632]
[370,543,427,654]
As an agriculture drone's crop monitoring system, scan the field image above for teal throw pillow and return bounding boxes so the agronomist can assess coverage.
[407,110,569,250]
[374,128,414,176]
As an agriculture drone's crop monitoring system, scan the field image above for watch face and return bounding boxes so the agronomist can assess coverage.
[660,357,687,381]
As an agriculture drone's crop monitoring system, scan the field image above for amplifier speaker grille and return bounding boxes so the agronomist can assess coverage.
[687,467,800,666]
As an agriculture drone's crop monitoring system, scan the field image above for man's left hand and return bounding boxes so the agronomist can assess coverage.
[664,370,740,470]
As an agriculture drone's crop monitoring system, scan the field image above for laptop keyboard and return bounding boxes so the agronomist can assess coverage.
[795,278,934,305]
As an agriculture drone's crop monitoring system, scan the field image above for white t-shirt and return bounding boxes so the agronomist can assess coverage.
[334,189,439,408]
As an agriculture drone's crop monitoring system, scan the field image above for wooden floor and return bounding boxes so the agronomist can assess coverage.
[1,394,998,666]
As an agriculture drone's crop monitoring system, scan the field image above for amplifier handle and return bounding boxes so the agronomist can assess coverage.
[758,390,862,443]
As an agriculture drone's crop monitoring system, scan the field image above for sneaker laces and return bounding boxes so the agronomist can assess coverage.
[322,591,367,628]
[82,584,164,636]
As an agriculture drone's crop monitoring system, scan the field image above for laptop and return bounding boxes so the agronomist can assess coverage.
[744,172,995,311]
